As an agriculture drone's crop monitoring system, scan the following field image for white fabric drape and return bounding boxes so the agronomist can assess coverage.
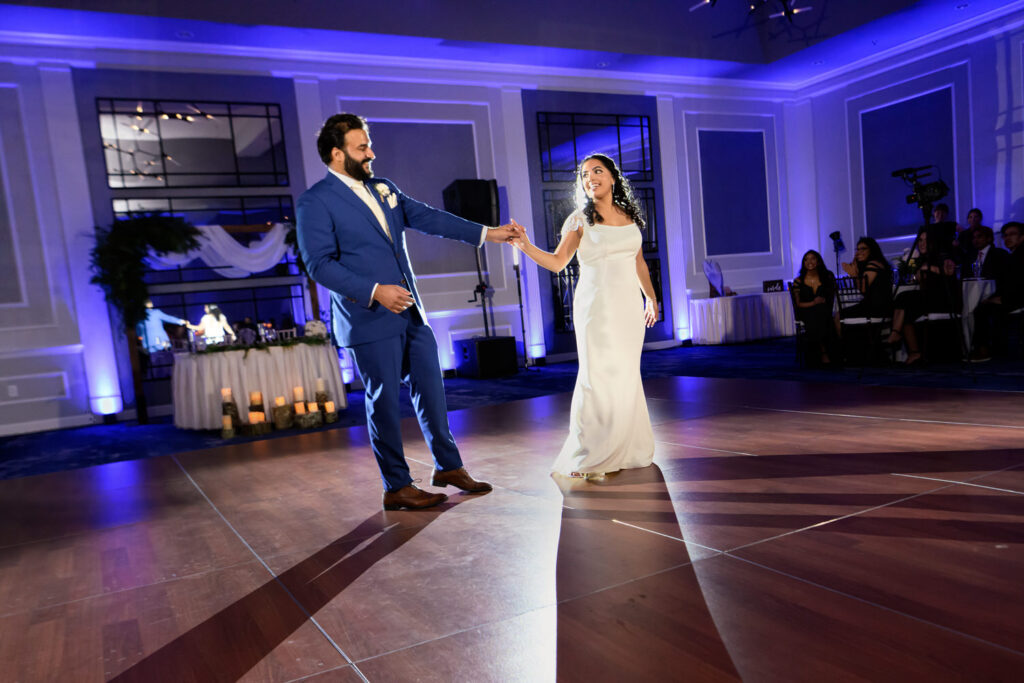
[172,343,347,430]
[146,223,290,278]
[689,291,796,345]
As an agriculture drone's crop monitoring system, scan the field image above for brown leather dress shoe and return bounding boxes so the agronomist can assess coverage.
[430,467,492,493]
[382,484,447,511]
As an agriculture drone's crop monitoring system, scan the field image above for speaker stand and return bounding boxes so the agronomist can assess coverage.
[513,261,536,371]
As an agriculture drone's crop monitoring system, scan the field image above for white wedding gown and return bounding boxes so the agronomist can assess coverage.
[551,211,655,476]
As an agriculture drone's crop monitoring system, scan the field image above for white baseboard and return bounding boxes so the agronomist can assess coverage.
[0,413,99,437]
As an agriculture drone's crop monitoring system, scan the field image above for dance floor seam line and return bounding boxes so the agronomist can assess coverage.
[723,553,1024,659]
[722,481,956,554]
[609,518,724,553]
[653,438,759,457]
[891,472,1024,495]
[348,603,564,667]
[745,405,1024,430]
[170,455,371,683]
[283,663,355,683]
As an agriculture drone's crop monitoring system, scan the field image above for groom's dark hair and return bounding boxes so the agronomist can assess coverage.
[317,113,368,165]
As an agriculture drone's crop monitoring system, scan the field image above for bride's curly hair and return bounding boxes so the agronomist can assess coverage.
[574,153,645,230]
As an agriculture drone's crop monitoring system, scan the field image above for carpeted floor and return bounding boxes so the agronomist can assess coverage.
[2,337,1021,480]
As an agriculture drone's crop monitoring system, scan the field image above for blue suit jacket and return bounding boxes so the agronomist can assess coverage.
[296,173,484,347]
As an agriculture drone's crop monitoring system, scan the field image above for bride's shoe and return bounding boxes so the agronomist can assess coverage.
[583,472,607,482]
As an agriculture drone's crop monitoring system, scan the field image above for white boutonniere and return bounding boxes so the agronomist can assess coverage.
[374,183,398,209]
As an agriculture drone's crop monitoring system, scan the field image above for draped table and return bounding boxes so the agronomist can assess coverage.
[172,343,347,430]
[961,278,997,343]
[689,291,796,345]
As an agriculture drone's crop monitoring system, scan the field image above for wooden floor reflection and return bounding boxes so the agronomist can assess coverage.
[1,375,1023,681]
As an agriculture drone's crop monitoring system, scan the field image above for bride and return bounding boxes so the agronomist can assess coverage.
[511,153,657,479]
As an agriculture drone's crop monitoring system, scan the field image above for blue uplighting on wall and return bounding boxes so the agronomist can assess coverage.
[698,130,771,256]
[862,88,956,239]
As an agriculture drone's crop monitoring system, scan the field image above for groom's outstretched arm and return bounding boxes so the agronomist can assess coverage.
[395,187,486,246]
[296,193,378,307]
[396,187,520,246]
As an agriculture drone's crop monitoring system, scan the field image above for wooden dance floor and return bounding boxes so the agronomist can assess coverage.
[2,376,1023,681]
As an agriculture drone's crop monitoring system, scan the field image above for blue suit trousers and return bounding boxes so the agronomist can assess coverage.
[347,308,463,491]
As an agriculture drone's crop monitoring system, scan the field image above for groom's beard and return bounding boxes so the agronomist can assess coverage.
[344,150,373,181]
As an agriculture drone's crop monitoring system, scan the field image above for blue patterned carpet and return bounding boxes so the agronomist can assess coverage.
[2,338,1021,480]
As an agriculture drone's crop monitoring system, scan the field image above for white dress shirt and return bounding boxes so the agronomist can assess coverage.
[327,167,490,304]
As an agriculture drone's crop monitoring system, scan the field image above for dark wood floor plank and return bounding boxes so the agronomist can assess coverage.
[0,561,348,682]
[731,483,1024,654]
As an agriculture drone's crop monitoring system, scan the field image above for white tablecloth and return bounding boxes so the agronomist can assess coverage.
[962,278,996,342]
[172,343,347,429]
[689,291,796,345]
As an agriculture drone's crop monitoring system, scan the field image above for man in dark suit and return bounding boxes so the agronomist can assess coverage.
[296,113,519,509]
[970,222,1024,362]
[968,225,1010,280]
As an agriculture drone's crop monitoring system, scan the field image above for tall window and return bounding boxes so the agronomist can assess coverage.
[538,113,653,183]
[537,112,661,332]
[98,99,288,188]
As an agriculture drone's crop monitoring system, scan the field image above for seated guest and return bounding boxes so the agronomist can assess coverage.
[956,207,987,259]
[196,304,235,345]
[967,225,1009,280]
[887,229,961,365]
[970,222,1024,362]
[932,203,953,225]
[840,237,893,319]
[792,250,837,365]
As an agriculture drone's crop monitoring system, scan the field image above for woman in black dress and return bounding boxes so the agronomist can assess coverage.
[840,237,893,319]
[886,229,961,364]
[792,249,837,365]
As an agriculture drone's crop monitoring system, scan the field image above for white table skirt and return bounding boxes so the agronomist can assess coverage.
[962,278,996,343]
[172,343,347,430]
[689,291,796,345]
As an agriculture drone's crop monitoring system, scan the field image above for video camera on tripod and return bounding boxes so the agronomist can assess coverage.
[891,165,949,222]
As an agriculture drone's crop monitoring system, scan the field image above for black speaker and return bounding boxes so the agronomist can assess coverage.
[454,336,518,378]
[443,179,499,226]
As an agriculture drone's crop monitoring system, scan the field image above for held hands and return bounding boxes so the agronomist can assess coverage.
[374,284,416,314]
[644,299,658,328]
[486,221,524,244]
[508,219,530,249]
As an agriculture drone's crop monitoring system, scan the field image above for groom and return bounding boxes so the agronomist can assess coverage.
[297,113,518,510]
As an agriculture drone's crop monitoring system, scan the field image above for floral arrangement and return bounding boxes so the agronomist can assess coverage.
[894,248,920,280]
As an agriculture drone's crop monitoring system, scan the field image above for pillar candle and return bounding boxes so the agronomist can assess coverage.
[294,401,306,415]
[249,390,262,405]
[315,377,326,392]
[325,401,335,413]
[308,402,320,413]
[222,415,233,430]
[293,386,305,402]
[221,387,232,402]
[274,396,286,407]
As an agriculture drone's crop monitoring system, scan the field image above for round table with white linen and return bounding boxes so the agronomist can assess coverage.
[961,278,996,343]
[689,290,796,345]
[172,343,347,429]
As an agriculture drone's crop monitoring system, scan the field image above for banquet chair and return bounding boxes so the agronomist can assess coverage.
[834,276,891,366]
[913,308,964,364]
[788,281,807,367]
[276,327,297,340]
